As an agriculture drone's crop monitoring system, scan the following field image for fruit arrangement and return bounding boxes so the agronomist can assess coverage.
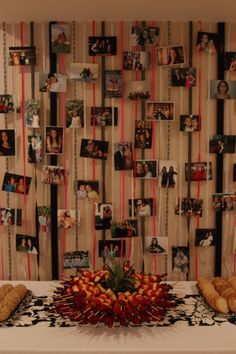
[54,259,175,327]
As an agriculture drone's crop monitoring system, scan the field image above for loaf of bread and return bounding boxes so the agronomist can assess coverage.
[0,284,27,322]
[212,277,236,313]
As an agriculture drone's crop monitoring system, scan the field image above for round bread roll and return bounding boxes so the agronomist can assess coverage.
[226,294,236,313]
[0,284,13,301]
[214,296,229,314]
[229,277,236,291]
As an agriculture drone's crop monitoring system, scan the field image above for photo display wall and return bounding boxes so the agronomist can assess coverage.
[0,20,235,281]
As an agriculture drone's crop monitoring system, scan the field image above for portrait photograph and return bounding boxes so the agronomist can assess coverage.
[0,208,22,227]
[175,197,203,217]
[180,115,200,132]
[145,236,168,255]
[45,126,63,155]
[196,31,219,53]
[133,160,158,179]
[80,138,109,160]
[212,193,236,212]
[209,135,235,154]
[9,46,36,66]
[128,198,155,217]
[28,135,42,163]
[41,165,66,185]
[66,100,84,128]
[125,80,151,100]
[99,240,126,258]
[69,63,98,82]
[64,251,89,269]
[210,80,236,99]
[58,209,79,229]
[2,172,31,195]
[131,24,160,46]
[185,162,212,181]
[172,246,189,274]
[134,120,152,149]
[195,229,216,247]
[105,70,122,98]
[224,52,236,71]
[39,73,67,93]
[95,203,112,230]
[159,160,177,188]
[37,206,51,232]
[77,180,99,199]
[171,67,196,87]
[146,101,174,121]
[51,22,71,53]
[111,219,138,238]
[0,129,15,156]
[123,51,150,71]
[90,107,118,126]
[25,99,40,128]
[156,45,185,67]
[16,234,38,254]
[0,95,14,113]
[88,36,116,56]
[114,142,133,170]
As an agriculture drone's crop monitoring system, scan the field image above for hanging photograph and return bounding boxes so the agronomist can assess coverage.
[123,51,150,70]
[39,73,67,93]
[195,229,216,247]
[128,198,155,217]
[58,209,79,229]
[212,193,236,212]
[25,99,40,128]
[146,101,174,121]
[0,95,14,113]
[69,63,98,82]
[41,165,66,185]
[80,138,109,160]
[125,80,151,100]
[145,236,168,254]
[45,126,63,155]
[90,107,118,126]
[28,135,42,163]
[210,80,236,99]
[77,180,99,199]
[9,46,36,65]
[156,45,185,67]
[51,22,71,53]
[0,208,22,226]
[196,31,219,53]
[111,219,138,238]
[180,115,200,132]
[133,160,158,179]
[95,203,112,230]
[131,24,160,46]
[105,70,122,98]
[66,100,84,128]
[175,197,203,217]
[2,172,31,195]
[224,52,236,71]
[99,240,126,258]
[0,129,15,156]
[134,120,152,149]
[172,246,189,273]
[64,251,90,269]
[16,234,38,254]
[37,206,51,232]
[185,162,212,181]
[159,160,177,188]
[171,67,196,87]
[114,142,133,170]
[88,36,117,56]
[209,135,235,154]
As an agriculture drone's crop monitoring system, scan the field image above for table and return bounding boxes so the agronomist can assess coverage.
[0,281,236,354]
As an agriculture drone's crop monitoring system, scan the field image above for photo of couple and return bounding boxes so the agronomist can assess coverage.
[114,142,133,170]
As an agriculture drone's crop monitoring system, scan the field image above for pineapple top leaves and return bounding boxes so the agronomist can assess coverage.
[104,259,135,295]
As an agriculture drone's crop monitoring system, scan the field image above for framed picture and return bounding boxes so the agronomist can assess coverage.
[133,159,158,179]
[145,236,168,254]
[125,80,151,100]
[16,234,38,254]
[28,135,42,163]
[175,197,203,217]
[99,240,126,258]
[196,31,219,53]
[224,52,236,71]
[212,193,236,212]
[172,246,189,273]
[146,101,174,121]
[80,139,109,160]
[105,70,122,98]
[58,209,79,229]
[88,36,116,56]
[209,135,235,154]
[45,127,63,155]
[185,162,212,181]
[210,80,236,99]
[180,115,200,132]
[51,22,71,53]
[111,219,138,238]
[41,165,66,185]
[156,45,185,67]
[64,251,90,269]
[77,180,99,199]
[0,208,22,226]
[37,206,51,232]
[171,67,196,87]
[90,107,118,126]
[95,203,112,230]
[2,172,31,195]
[134,120,152,149]
[131,24,160,46]
[9,46,36,65]
[159,160,177,188]
[123,51,150,70]
[66,100,84,128]
[195,229,216,247]
[128,198,155,217]
[70,63,98,82]
[25,99,40,128]
[39,73,67,93]
[0,129,15,156]
[114,142,133,170]
[0,95,14,113]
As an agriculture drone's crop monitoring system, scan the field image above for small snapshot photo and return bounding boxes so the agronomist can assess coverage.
[45,126,63,155]
[171,67,196,87]
[39,73,67,93]
[125,80,151,100]
[134,160,158,179]
[80,138,109,160]
[196,31,218,53]
[95,203,112,230]
[185,162,212,181]
[172,246,189,273]
[66,100,84,128]
[156,45,185,67]
[9,46,36,65]
[111,219,138,238]
[195,229,216,247]
[134,120,152,149]
[114,142,133,170]
[69,63,99,82]
[209,135,235,154]
[16,234,38,254]
[88,36,117,56]
[37,206,51,232]
[77,180,99,199]
[90,107,118,126]
[146,101,174,121]
[51,22,71,53]
[2,172,31,195]
[99,240,126,258]
[0,208,22,226]
[123,51,150,71]
[180,115,200,132]
[131,24,160,46]
[224,52,236,71]
[0,129,15,156]
[105,70,122,98]
[210,80,236,99]
[41,165,66,185]
[25,99,40,128]
[212,193,236,212]
[28,135,42,163]
[0,95,14,113]
[233,164,236,181]
[159,160,177,188]
[58,209,79,229]
[175,197,203,217]
[128,198,155,217]
[145,236,168,254]
[64,251,90,269]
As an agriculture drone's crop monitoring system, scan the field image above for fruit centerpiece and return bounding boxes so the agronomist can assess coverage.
[54,259,175,327]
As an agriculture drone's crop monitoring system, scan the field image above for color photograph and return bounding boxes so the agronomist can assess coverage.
[133,160,158,179]
[131,25,160,46]
[196,31,218,53]
[224,52,236,71]
[134,120,152,149]
[77,180,99,199]
[195,229,216,247]
[146,101,174,121]
[125,80,151,100]
[146,236,168,254]
[25,99,40,128]
[210,80,236,99]
[175,197,203,217]
[159,160,177,188]
[0,208,22,226]
[0,129,15,156]
[128,198,155,217]
[180,115,200,132]
[123,51,150,70]
[41,165,66,185]
[105,70,122,98]
[39,73,67,92]
[212,193,236,212]
[171,67,196,87]
[51,22,71,53]
[88,36,116,56]
[45,127,63,155]
[37,206,51,232]
[66,100,84,128]
[99,240,126,258]
[111,219,138,238]
[80,139,109,160]
[90,107,118,126]
[95,203,112,230]
[2,173,31,195]
[209,135,235,154]
[58,209,79,229]
[0,95,14,113]
[156,45,185,67]
[114,142,133,170]
[16,234,38,254]
[185,162,212,181]
[28,135,42,163]
[9,46,36,65]
[172,246,189,273]
[70,63,98,82]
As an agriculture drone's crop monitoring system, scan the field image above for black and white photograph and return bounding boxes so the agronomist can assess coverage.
[209,135,235,154]
[58,209,79,229]
[111,219,138,238]
[212,193,236,212]
[39,73,67,92]
[196,31,219,53]
[131,25,160,46]
[64,251,90,269]
[185,162,212,181]
[171,67,196,87]
[25,99,40,128]
[0,129,15,156]
[114,142,133,170]
[99,240,126,258]
[0,208,22,226]
[45,126,63,155]
[37,206,51,232]
[28,135,42,163]
[159,160,177,188]
[2,172,31,195]
[80,138,109,160]
[16,234,38,254]
[9,46,36,65]
[123,51,150,70]
[145,236,168,254]
[0,95,14,113]
[51,22,71,53]
[95,203,112,230]
[134,120,152,149]
[105,70,122,98]
[175,197,203,217]
[146,101,174,121]
[41,165,66,185]
[224,52,236,71]
[156,45,185,67]
[210,80,236,99]
[128,198,155,217]
[125,80,151,100]
[180,115,200,132]
[89,36,116,56]
[172,246,189,273]
[66,100,84,128]
[77,180,99,199]
[133,160,158,179]
[195,229,216,247]
[69,63,99,82]
[90,107,118,126]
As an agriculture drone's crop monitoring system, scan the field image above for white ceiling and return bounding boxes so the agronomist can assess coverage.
[1,0,235,22]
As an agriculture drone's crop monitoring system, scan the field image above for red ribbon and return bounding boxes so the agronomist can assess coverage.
[120,21,125,224]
